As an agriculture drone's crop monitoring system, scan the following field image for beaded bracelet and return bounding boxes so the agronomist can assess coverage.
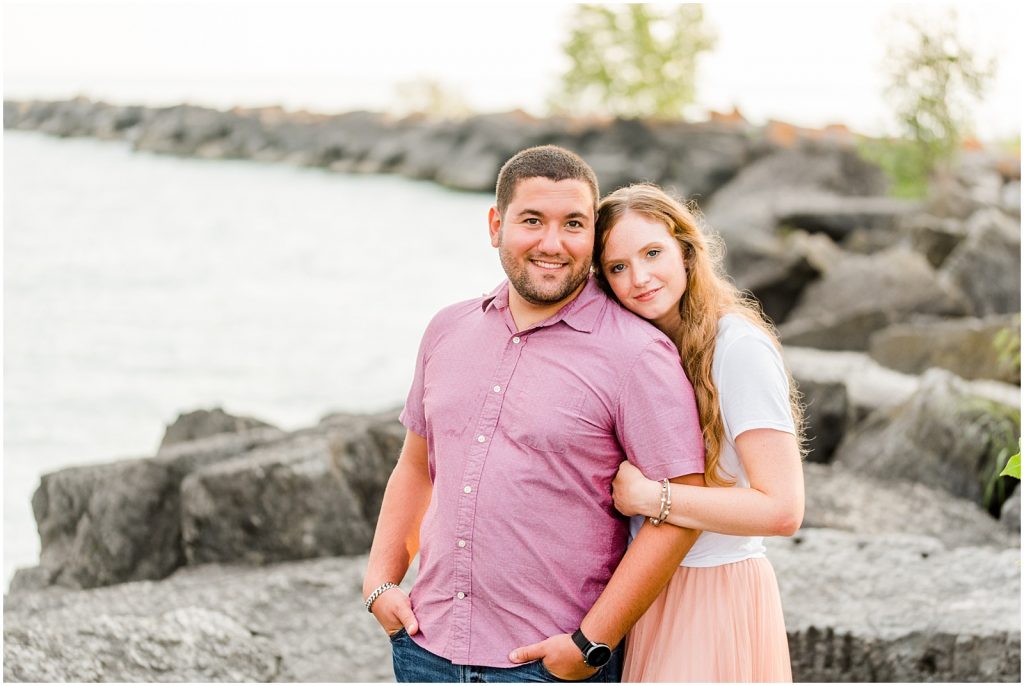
[648,479,672,526]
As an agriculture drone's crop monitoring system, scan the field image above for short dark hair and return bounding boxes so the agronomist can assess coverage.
[495,145,599,216]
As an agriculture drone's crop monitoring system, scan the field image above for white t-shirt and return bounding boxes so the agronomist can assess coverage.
[629,313,796,567]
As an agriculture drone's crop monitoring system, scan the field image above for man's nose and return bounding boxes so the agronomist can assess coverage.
[536,225,563,254]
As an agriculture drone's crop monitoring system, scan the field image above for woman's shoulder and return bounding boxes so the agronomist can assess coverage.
[715,313,776,349]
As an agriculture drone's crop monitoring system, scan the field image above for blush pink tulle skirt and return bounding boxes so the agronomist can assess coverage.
[622,557,792,682]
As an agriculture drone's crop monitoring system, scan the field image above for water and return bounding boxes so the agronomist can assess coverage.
[3,131,504,589]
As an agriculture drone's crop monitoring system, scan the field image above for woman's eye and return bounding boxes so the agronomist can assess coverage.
[646,249,661,258]
[609,264,625,274]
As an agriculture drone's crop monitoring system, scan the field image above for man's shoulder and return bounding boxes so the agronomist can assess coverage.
[595,298,676,352]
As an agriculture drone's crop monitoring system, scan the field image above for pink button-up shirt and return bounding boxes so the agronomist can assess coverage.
[399,276,704,667]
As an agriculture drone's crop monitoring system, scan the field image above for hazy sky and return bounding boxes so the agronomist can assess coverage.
[3,1,1022,140]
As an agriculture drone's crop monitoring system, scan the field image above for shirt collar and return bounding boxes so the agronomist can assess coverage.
[481,275,606,333]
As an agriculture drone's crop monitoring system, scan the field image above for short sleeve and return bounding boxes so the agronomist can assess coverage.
[398,317,438,438]
[716,333,795,442]
[615,337,705,480]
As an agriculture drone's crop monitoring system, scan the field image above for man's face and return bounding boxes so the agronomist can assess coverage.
[488,177,595,307]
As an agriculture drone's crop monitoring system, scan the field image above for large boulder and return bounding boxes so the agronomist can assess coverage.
[771,528,1020,682]
[801,463,1016,548]
[26,425,286,591]
[326,412,405,527]
[775,194,922,242]
[180,433,373,565]
[832,369,1020,515]
[868,314,1021,384]
[940,208,1022,316]
[903,213,969,268]
[1001,490,1021,533]
[30,458,182,590]
[779,247,970,350]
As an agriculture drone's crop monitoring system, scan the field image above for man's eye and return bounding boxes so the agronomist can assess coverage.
[646,249,661,258]
[524,218,540,225]
[567,220,583,229]
[609,264,625,274]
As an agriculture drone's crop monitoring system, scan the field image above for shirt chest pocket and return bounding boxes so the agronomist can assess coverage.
[500,377,587,453]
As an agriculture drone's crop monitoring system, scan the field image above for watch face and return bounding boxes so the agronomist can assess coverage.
[585,644,612,668]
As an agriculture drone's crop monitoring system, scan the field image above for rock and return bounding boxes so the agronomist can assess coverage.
[779,247,969,350]
[155,426,288,476]
[3,554,401,682]
[903,213,969,268]
[775,194,922,242]
[435,112,542,191]
[180,433,372,565]
[801,463,1016,548]
[31,458,183,590]
[770,528,1020,682]
[159,407,278,449]
[868,314,1021,384]
[795,379,852,463]
[328,414,405,527]
[1002,179,1021,216]
[3,606,278,682]
[1001,490,1020,532]
[783,346,1019,424]
[832,369,1020,514]
[940,207,1022,316]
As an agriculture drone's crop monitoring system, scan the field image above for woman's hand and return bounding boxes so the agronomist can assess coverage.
[611,461,660,517]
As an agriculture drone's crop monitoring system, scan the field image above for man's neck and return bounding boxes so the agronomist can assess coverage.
[507,283,586,332]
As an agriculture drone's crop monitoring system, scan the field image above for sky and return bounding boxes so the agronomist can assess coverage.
[2,1,1022,140]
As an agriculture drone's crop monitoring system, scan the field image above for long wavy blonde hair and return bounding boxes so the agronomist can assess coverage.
[594,183,804,487]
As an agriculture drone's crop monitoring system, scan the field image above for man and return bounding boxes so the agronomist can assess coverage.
[363,145,705,682]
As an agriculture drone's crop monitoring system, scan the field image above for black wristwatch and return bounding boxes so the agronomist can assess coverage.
[571,628,612,668]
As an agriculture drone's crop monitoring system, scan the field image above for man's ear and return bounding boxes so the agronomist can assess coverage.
[488,206,502,248]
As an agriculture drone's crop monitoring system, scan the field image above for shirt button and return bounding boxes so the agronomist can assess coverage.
[477,435,486,443]
[512,336,521,344]
[463,486,472,494]
[493,385,501,393]
[456,592,466,599]
[457,540,467,548]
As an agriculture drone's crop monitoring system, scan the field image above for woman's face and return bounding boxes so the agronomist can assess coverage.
[601,211,688,333]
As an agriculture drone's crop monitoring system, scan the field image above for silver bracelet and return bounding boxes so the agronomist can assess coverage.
[648,479,672,526]
[365,581,398,613]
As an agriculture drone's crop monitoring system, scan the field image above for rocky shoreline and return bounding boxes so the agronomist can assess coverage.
[3,99,1021,682]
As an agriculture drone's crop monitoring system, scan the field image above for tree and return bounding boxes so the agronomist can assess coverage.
[882,8,994,178]
[552,4,715,119]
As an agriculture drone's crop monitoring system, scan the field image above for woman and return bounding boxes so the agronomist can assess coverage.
[593,183,804,682]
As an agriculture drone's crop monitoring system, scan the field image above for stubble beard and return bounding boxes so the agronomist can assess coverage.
[499,243,592,306]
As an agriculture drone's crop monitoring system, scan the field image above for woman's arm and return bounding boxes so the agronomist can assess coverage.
[612,428,804,537]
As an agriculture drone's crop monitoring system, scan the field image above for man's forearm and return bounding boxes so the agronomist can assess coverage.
[362,432,433,596]
[579,474,702,647]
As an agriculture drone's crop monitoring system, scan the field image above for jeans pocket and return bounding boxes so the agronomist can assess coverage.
[538,660,600,683]
[388,627,408,643]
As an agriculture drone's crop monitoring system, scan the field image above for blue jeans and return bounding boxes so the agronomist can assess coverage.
[390,629,623,683]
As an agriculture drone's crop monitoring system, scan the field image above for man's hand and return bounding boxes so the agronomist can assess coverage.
[509,633,598,681]
[369,587,420,637]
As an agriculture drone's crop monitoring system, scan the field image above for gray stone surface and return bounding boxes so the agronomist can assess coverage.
[941,208,1022,316]
[832,369,1020,512]
[3,554,400,682]
[802,463,1017,548]
[868,314,1021,384]
[181,432,373,565]
[775,194,922,241]
[779,247,969,350]
[159,407,278,449]
[796,379,853,463]
[770,528,1020,682]
[1001,490,1021,533]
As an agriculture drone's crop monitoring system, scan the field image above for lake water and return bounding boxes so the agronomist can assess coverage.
[3,130,504,589]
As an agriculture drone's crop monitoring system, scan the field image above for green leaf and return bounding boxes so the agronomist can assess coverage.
[1000,452,1020,480]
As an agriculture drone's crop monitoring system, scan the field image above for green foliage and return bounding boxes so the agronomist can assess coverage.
[882,9,994,179]
[1000,448,1021,480]
[994,317,1021,372]
[553,4,715,119]
[856,136,930,198]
